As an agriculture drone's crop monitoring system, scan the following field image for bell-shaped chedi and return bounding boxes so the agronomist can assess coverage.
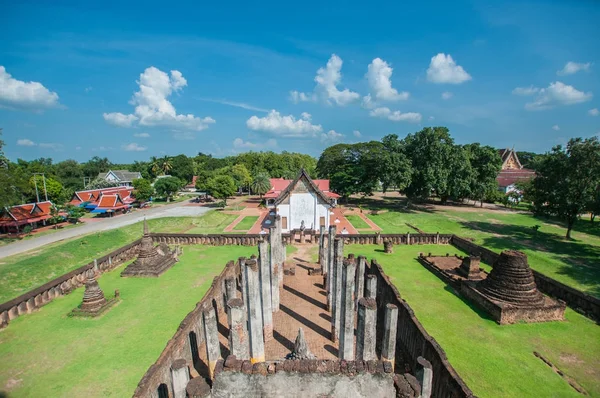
[121,219,178,277]
[286,328,316,360]
[81,273,108,313]
[476,250,544,306]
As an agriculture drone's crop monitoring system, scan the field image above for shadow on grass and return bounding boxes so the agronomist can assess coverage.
[344,196,437,214]
[442,285,496,323]
[533,214,600,239]
[459,221,600,298]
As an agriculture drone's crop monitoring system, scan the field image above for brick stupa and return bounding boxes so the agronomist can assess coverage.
[462,250,566,324]
[121,219,177,277]
[70,270,118,317]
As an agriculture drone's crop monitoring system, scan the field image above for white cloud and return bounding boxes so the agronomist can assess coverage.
[369,107,422,123]
[557,61,591,76]
[588,108,599,116]
[246,110,323,137]
[426,53,472,84]
[321,130,344,143]
[301,112,312,120]
[196,98,269,112]
[441,91,453,100]
[134,132,151,138]
[39,143,63,150]
[525,81,593,110]
[233,138,277,150]
[290,54,360,106]
[17,138,35,146]
[361,94,375,109]
[122,142,147,152]
[552,125,560,131]
[365,58,409,101]
[512,86,540,96]
[353,130,361,138]
[289,90,317,103]
[104,66,215,131]
[0,66,60,110]
[103,112,138,127]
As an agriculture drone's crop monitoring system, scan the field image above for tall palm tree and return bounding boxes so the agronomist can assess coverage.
[149,156,161,176]
[160,156,173,175]
[251,172,271,198]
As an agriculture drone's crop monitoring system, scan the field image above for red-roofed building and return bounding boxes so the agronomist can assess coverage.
[496,148,536,193]
[0,201,55,233]
[91,194,130,215]
[265,169,338,232]
[184,176,198,192]
[69,186,134,209]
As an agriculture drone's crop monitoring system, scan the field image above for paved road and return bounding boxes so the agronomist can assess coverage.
[0,201,212,260]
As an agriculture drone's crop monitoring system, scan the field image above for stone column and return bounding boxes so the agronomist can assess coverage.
[202,306,221,379]
[244,258,265,363]
[186,377,212,398]
[416,356,433,398]
[365,274,377,299]
[225,277,237,302]
[330,237,344,342]
[318,225,326,273]
[170,359,190,398]
[355,255,366,304]
[258,240,273,341]
[382,303,398,368]
[357,297,377,361]
[239,257,247,305]
[407,232,411,245]
[269,216,285,288]
[339,258,356,360]
[269,248,280,312]
[327,225,337,310]
[227,298,249,360]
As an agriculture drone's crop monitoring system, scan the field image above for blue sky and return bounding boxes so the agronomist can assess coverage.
[1,0,599,163]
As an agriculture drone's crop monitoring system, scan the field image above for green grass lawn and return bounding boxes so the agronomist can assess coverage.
[0,245,256,397]
[0,212,237,303]
[232,216,259,231]
[366,208,600,298]
[346,244,600,398]
[345,214,371,230]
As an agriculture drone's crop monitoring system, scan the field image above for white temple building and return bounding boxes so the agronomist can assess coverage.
[264,170,339,233]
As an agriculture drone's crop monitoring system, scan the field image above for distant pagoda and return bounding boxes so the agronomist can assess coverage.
[121,219,178,277]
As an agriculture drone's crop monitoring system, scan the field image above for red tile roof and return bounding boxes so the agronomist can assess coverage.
[0,201,54,226]
[96,194,128,210]
[70,186,133,205]
[265,176,340,200]
[496,169,535,188]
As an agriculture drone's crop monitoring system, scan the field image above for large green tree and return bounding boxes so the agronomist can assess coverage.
[465,144,503,207]
[153,176,182,202]
[83,156,112,178]
[29,175,64,203]
[207,175,237,204]
[531,137,600,238]
[170,154,195,183]
[403,127,456,200]
[379,134,412,193]
[231,164,253,193]
[132,178,154,202]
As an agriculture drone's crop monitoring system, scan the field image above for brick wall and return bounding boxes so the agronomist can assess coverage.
[368,259,475,398]
[0,239,141,329]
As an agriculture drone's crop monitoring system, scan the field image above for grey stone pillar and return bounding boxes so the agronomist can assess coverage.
[382,303,398,368]
[327,225,337,310]
[186,376,212,398]
[269,248,280,312]
[202,306,221,379]
[258,240,273,341]
[239,257,247,305]
[355,255,366,304]
[225,277,237,302]
[417,356,433,398]
[357,297,377,361]
[319,225,326,273]
[244,258,265,363]
[269,216,285,288]
[227,298,249,360]
[339,258,356,360]
[365,274,377,299]
[330,237,344,342]
[407,232,411,245]
[170,359,189,398]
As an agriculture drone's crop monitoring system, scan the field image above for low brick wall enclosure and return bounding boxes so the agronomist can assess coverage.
[211,358,396,397]
[0,239,141,329]
[149,232,453,246]
[132,260,237,398]
[368,259,475,398]
[451,236,600,323]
